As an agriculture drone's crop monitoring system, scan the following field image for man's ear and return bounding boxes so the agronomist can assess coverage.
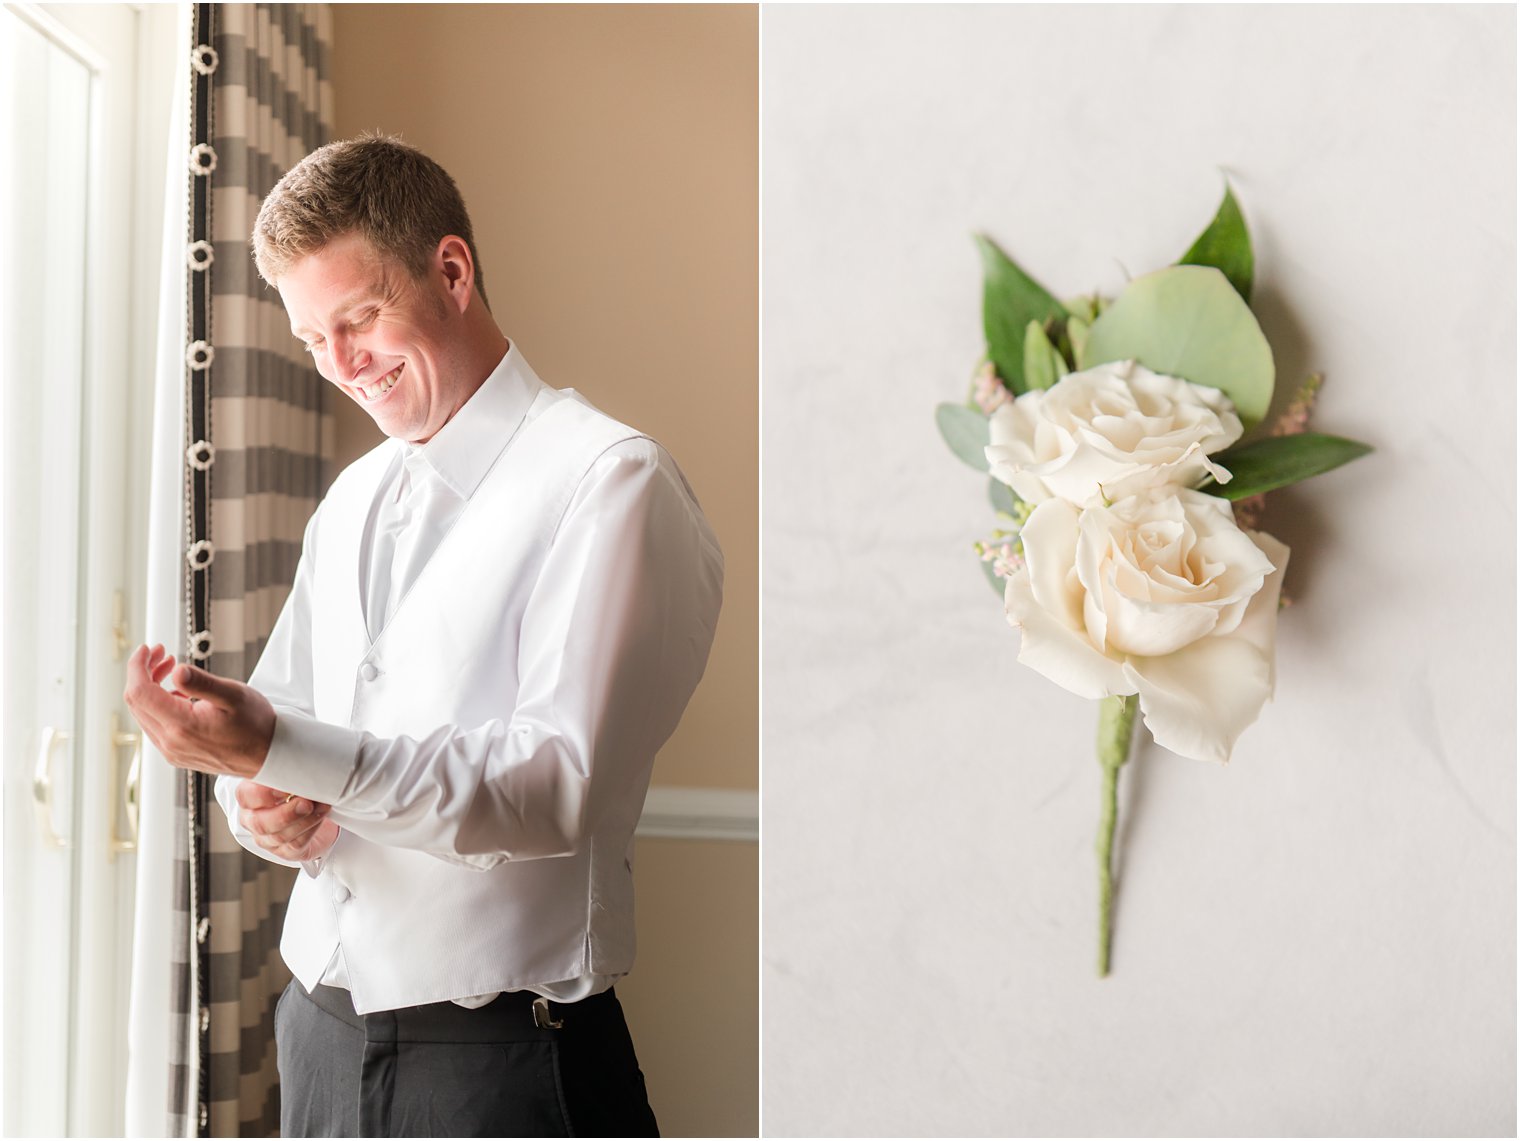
[435,235,475,314]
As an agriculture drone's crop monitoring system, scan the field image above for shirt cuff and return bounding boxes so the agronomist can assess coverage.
[256,713,364,808]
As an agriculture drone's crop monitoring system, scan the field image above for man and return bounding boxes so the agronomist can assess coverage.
[125,136,723,1137]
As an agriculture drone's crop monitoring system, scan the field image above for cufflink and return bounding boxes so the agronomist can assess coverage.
[531,997,564,1030]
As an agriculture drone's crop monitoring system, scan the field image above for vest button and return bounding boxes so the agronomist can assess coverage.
[333,884,352,903]
[359,662,378,682]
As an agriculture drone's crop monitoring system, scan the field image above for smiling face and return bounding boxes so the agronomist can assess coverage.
[278,231,475,443]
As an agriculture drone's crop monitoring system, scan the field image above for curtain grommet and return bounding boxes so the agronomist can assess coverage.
[189,630,214,661]
[187,240,215,271]
[191,43,219,75]
[187,440,215,471]
[188,143,217,176]
[187,540,214,571]
[186,340,215,370]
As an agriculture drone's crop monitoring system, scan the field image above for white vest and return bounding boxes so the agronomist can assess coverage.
[282,379,658,1014]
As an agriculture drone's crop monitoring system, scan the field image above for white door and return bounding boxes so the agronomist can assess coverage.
[1,4,175,1135]
[1,10,91,1134]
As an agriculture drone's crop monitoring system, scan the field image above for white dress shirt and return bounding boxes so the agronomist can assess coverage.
[213,344,724,1014]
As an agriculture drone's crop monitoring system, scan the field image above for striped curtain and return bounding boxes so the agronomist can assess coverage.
[170,4,334,1136]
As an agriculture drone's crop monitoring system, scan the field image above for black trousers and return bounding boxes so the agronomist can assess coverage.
[275,979,659,1138]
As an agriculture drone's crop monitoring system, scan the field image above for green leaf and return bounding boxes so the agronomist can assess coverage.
[975,234,1067,395]
[988,477,1018,515]
[979,555,1006,598]
[1066,315,1090,369]
[936,402,990,472]
[1198,432,1373,500]
[1064,294,1101,323]
[1022,319,1070,391]
[1179,182,1254,302]
[1083,264,1275,428]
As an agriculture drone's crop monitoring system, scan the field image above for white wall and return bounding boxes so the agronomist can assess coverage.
[761,5,1515,1136]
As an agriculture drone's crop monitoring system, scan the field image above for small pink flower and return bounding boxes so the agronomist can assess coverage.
[974,536,1026,579]
[1268,374,1322,438]
[1233,494,1266,532]
[993,544,1025,578]
[973,362,1012,414]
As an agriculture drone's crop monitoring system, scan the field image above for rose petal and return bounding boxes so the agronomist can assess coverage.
[1020,499,1083,629]
[1005,571,1130,699]
[1121,528,1287,763]
[1042,442,1142,506]
[1231,528,1290,685]
[986,362,1242,507]
[1105,586,1222,657]
[1123,635,1273,764]
[987,401,1052,504]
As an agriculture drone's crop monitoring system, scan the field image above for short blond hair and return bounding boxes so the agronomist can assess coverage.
[252,134,489,307]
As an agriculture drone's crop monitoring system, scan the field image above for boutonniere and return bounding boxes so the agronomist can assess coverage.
[937,184,1371,974]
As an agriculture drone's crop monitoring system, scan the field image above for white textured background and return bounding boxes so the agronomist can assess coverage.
[760,5,1515,1137]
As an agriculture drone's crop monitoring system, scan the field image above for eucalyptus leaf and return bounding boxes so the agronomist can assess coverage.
[988,477,1018,515]
[1023,319,1070,391]
[1179,183,1254,302]
[975,234,1067,395]
[1199,432,1373,500]
[1083,264,1275,428]
[936,402,991,472]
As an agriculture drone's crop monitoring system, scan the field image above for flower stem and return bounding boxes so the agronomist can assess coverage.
[1096,694,1137,977]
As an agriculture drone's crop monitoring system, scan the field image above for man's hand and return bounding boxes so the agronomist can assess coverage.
[235,780,339,862]
[123,644,276,780]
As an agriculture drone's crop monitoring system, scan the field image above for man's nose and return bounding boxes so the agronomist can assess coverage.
[330,335,370,384]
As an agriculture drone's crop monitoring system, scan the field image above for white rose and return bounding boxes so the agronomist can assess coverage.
[985,359,1243,507]
[1004,488,1289,764]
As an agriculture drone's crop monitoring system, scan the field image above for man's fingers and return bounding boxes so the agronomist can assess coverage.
[241,796,330,839]
[236,780,329,818]
[149,649,177,685]
[259,811,327,845]
[126,648,195,728]
[236,780,286,810]
[267,796,328,832]
[250,811,331,857]
[124,644,152,694]
[126,647,274,781]
[171,663,240,709]
[258,817,339,862]
[294,818,340,861]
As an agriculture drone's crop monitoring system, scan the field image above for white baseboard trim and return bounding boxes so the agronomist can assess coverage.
[636,786,758,843]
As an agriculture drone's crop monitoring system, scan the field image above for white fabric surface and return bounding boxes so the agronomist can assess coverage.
[329,349,613,1005]
[214,345,724,1013]
[761,5,1515,1137]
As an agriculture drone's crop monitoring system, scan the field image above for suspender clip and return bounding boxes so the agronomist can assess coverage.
[532,996,564,1030]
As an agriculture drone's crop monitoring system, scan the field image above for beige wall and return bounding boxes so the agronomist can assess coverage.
[617,837,758,1138]
[329,3,757,792]
[328,6,758,1136]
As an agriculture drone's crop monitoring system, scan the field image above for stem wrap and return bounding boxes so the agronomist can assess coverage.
[1096,694,1137,977]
